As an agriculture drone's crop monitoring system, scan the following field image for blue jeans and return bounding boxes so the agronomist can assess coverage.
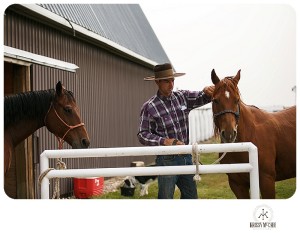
[155,154,198,199]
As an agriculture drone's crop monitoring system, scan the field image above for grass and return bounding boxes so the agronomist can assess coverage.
[92,152,296,199]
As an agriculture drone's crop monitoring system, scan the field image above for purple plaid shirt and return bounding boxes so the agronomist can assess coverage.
[137,90,211,146]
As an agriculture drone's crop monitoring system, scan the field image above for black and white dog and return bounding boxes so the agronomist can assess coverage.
[134,174,157,196]
[123,164,158,196]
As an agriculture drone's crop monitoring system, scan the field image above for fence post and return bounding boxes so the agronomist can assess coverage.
[249,144,260,199]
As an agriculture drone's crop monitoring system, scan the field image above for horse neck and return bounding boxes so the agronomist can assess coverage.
[4,89,54,147]
[236,102,256,142]
[5,119,44,147]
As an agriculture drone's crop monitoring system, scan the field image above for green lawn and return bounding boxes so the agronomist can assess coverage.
[92,152,296,199]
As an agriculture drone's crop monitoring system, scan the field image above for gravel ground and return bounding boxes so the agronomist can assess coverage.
[102,176,128,194]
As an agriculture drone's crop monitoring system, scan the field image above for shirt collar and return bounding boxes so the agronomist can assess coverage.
[156,90,175,101]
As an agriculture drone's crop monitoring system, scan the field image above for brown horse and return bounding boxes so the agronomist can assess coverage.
[211,69,296,199]
[4,81,90,175]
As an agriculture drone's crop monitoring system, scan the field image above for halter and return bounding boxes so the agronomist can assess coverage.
[44,103,85,149]
[213,103,240,122]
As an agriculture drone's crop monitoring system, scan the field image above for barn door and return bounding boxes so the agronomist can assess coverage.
[4,62,34,199]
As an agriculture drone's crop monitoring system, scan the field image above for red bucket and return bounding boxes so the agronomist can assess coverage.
[73,177,104,199]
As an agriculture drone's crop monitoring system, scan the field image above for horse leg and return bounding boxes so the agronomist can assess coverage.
[259,174,276,199]
[228,177,250,199]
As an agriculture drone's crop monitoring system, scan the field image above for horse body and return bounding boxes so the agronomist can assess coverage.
[4,118,42,172]
[4,82,90,174]
[211,69,296,199]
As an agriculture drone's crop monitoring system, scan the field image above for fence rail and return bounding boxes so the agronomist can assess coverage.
[40,142,259,199]
[189,106,214,143]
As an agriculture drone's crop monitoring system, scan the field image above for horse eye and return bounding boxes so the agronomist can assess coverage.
[64,106,72,114]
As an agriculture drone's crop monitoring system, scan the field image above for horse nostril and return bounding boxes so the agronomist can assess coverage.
[221,130,226,139]
[81,138,90,148]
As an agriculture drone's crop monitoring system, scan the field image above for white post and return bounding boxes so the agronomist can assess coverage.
[248,144,260,199]
[40,152,50,199]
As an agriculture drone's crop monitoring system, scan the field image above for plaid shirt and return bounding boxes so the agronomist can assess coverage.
[137,90,211,146]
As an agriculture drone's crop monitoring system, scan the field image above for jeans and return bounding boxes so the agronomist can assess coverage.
[155,154,198,199]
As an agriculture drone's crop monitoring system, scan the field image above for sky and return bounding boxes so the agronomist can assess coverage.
[140,2,296,107]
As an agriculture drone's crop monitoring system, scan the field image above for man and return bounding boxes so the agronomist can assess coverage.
[137,63,214,199]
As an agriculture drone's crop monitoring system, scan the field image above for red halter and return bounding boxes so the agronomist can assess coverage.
[45,103,85,149]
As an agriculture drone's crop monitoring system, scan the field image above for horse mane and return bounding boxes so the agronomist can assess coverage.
[4,89,56,129]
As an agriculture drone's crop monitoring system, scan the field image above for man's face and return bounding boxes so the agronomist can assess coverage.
[155,78,174,97]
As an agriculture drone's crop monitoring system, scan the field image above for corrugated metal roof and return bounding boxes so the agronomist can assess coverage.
[38,4,170,65]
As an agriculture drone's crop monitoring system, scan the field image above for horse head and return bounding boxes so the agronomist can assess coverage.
[44,81,90,148]
[211,69,241,143]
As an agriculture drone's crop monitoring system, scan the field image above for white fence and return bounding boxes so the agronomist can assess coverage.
[40,142,259,199]
[189,105,214,143]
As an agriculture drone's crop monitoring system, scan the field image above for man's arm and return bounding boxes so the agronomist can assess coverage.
[137,107,164,146]
[186,86,214,110]
[137,107,185,146]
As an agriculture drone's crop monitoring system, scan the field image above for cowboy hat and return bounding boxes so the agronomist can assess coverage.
[144,63,185,81]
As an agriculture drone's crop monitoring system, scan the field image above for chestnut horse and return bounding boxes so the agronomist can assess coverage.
[211,69,296,199]
[4,81,90,176]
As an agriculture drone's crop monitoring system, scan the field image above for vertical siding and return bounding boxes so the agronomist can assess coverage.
[4,10,157,197]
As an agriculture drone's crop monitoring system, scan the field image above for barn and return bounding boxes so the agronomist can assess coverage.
[4,3,173,199]
[4,3,215,199]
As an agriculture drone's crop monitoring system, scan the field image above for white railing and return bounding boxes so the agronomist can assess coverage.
[189,105,214,143]
[40,142,259,199]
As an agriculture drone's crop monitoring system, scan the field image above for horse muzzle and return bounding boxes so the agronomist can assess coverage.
[72,138,90,149]
[220,129,237,143]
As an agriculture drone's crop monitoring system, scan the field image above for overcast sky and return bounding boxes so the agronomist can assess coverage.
[141,2,296,107]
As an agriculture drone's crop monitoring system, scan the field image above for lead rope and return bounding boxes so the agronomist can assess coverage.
[52,138,67,199]
[39,102,84,199]
[38,140,66,199]
[192,142,227,182]
[211,152,227,164]
[192,143,201,182]
[51,156,66,199]
[49,104,84,198]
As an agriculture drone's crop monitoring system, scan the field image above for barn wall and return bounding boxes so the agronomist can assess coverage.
[4,9,158,197]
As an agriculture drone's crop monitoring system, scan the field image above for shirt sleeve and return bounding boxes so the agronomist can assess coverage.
[137,104,164,146]
[186,90,211,110]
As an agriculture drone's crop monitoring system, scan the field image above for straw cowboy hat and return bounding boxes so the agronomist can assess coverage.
[144,63,185,81]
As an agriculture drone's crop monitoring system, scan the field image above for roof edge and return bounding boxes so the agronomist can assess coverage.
[4,46,79,72]
[20,4,157,68]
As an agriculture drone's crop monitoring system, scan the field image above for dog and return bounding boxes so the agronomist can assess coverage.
[134,175,157,196]
[134,163,157,196]
[122,163,158,196]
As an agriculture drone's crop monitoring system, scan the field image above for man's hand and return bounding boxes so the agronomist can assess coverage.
[163,138,185,146]
[203,85,215,98]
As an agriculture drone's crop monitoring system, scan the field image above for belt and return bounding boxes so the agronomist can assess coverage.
[157,154,191,158]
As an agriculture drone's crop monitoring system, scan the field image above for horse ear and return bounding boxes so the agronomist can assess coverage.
[211,69,220,85]
[56,81,63,96]
[233,70,241,86]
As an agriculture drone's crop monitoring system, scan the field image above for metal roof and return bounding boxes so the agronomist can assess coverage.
[38,4,170,65]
